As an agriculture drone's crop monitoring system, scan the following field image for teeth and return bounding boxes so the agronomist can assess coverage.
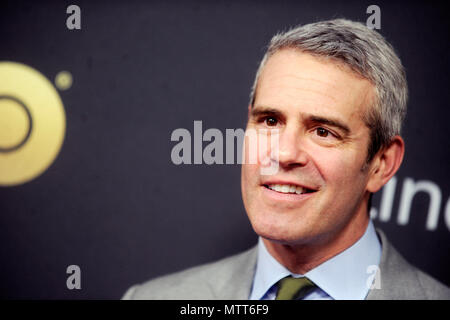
[268,184,308,194]
[273,185,282,192]
[295,186,304,194]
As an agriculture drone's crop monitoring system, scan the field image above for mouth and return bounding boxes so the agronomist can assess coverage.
[262,184,317,195]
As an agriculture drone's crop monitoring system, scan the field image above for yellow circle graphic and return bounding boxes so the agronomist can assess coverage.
[0,62,66,186]
[55,71,73,90]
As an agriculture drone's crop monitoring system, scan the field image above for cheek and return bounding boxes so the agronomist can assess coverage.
[311,146,366,188]
[241,163,262,217]
[241,163,259,194]
[242,127,277,167]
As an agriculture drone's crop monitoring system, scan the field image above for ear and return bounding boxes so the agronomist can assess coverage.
[366,135,405,193]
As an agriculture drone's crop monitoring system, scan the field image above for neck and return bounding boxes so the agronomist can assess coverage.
[262,207,370,275]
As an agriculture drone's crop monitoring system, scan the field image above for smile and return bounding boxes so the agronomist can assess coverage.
[263,184,316,195]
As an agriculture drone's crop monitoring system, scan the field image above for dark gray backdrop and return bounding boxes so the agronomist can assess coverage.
[0,0,449,299]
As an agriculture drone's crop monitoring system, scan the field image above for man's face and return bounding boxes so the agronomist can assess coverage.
[241,49,376,247]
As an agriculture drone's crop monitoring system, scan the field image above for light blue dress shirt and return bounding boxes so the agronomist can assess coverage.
[249,220,381,300]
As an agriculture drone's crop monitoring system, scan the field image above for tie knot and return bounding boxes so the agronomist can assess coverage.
[275,276,316,300]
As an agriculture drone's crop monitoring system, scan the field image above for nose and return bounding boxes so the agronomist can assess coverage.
[275,124,308,169]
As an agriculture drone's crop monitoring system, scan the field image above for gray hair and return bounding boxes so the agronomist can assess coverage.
[249,19,408,161]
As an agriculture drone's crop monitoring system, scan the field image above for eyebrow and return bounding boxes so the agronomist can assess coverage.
[304,114,351,135]
[249,107,284,119]
[250,106,351,135]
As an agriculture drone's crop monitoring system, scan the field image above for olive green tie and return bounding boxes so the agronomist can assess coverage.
[275,276,316,300]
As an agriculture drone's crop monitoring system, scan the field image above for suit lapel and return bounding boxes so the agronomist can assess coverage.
[213,245,258,299]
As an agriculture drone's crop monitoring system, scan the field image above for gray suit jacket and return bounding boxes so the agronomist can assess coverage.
[123,230,450,300]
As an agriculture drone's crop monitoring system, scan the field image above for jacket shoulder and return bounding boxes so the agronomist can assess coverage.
[415,268,450,300]
[367,230,450,300]
[122,246,257,300]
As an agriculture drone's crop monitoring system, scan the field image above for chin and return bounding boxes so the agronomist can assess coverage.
[258,230,312,247]
[250,213,305,244]
[253,211,328,247]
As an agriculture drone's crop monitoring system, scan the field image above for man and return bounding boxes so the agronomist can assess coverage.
[123,19,450,300]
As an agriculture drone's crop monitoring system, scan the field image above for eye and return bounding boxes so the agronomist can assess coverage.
[315,127,330,137]
[265,117,278,126]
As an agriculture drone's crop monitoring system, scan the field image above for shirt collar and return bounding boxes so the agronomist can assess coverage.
[250,220,381,300]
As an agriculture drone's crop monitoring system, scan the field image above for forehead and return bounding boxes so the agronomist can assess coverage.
[255,49,375,121]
